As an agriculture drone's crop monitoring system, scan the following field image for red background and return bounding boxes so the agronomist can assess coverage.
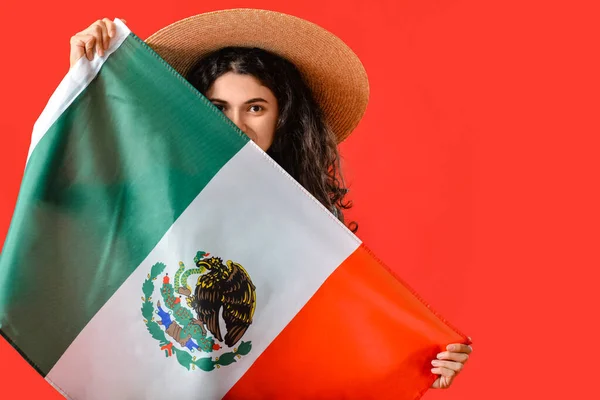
[1,1,598,399]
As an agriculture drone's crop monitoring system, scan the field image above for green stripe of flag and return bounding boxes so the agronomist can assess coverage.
[0,32,248,374]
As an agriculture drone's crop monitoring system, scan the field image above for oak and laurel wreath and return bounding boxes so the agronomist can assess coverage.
[141,261,252,371]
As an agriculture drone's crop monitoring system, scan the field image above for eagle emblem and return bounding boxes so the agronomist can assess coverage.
[140,251,256,371]
[179,254,256,347]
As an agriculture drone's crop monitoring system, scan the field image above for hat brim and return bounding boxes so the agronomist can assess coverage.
[144,8,369,143]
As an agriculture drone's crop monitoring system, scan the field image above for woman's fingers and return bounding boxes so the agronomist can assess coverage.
[436,350,470,363]
[84,34,96,61]
[431,367,457,378]
[69,33,96,65]
[91,22,107,57]
[69,34,85,65]
[447,343,473,354]
[69,18,128,69]
[99,19,112,50]
[104,18,116,38]
[431,376,453,390]
[430,343,472,390]
[431,360,464,374]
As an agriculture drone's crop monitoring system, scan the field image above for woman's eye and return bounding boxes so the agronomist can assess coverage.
[213,104,225,112]
[249,105,263,113]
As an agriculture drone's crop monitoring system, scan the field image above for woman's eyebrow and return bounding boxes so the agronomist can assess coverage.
[208,97,269,104]
[244,98,269,104]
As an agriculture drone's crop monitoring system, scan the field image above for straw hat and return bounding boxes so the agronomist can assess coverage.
[144,8,369,143]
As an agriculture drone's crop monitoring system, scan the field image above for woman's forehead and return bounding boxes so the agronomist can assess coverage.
[206,72,276,102]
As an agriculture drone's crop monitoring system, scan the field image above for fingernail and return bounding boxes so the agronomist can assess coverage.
[431,360,440,366]
[437,353,444,359]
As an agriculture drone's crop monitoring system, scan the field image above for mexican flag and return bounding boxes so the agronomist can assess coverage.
[0,19,469,400]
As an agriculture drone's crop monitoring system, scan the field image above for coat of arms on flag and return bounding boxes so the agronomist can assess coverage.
[141,251,255,371]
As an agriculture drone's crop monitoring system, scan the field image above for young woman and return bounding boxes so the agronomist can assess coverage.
[68,10,472,390]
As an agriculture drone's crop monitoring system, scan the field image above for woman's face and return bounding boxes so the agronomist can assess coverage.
[206,72,279,151]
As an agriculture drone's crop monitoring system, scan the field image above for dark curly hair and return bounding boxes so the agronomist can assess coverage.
[186,46,357,232]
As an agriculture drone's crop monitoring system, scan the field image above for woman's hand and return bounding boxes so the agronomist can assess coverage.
[69,18,127,69]
[430,342,472,389]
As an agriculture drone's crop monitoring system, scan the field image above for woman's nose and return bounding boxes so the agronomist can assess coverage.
[228,112,247,133]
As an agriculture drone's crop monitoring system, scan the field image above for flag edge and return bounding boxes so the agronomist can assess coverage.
[26,18,132,164]
[359,242,472,344]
